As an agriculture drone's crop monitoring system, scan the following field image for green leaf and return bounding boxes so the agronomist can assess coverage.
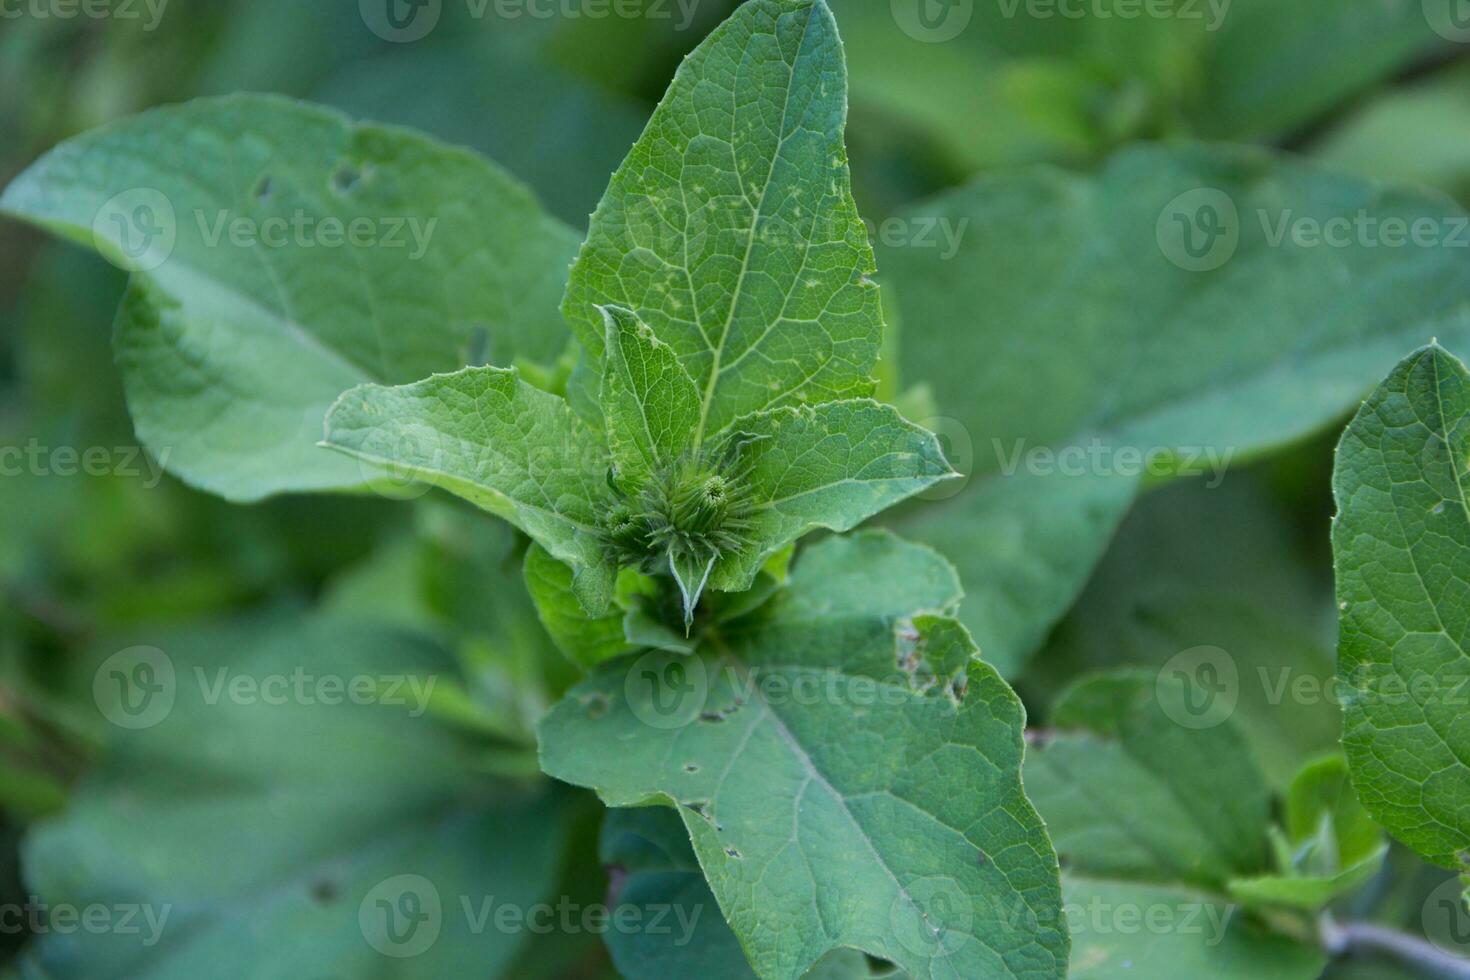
[1332,343,1470,871]
[1228,755,1388,911]
[18,615,569,978]
[0,94,579,502]
[563,0,882,447]
[540,531,1068,980]
[1063,877,1326,979]
[524,543,632,669]
[884,144,1470,676]
[602,304,703,486]
[1312,64,1470,203]
[322,365,613,608]
[1024,670,1269,890]
[599,807,879,980]
[827,0,1441,173]
[1024,475,1341,792]
[710,399,955,592]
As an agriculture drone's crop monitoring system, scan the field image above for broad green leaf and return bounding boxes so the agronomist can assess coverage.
[322,365,613,608]
[18,615,568,978]
[1025,670,1269,889]
[599,807,879,979]
[563,0,882,446]
[1190,0,1447,140]
[1332,343,1470,871]
[0,94,579,501]
[1228,755,1388,911]
[540,531,1068,980]
[602,305,703,485]
[884,143,1470,676]
[524,542,632,669]
[1062,877,1326,980]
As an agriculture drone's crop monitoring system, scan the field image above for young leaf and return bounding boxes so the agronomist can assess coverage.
[523,543,632,669]
[0,94,580,502]
[883,144,1470,676]
[1227,755,1387,911]
[1332,343,1470,871]
[709,399,956,592]
[564,0,882,447]
[540,531,1068,980]
[20,615,569,979]
[1024,670,1270,889]
[322,365,614,609]
[602,304,703,486]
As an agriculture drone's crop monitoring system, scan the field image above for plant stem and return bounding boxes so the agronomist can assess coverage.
[1321,913,1470,979]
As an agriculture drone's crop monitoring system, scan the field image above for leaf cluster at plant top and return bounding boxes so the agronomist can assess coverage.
[2,0,1470,978]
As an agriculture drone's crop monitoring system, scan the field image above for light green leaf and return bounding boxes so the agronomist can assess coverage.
[884,144,1470,676]
[563,0,882,447]
[540,531,1068,980]
[1312,64,1470,203]
[711,399,955,592]
[18,615,569,978]
[599,807,880,979]
[1063,877,1326,980]
[524,543,632,669]
[602,304,702,486]
[1024,670,1269,889]
[1332,343,1470,871]
[322,365,613,607]
[1228,755,1388,911]
[0,94,579,502]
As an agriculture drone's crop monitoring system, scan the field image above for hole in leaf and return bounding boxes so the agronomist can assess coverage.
[331,162,364,194]
[253,176,273,202]
[309,877,339,905]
